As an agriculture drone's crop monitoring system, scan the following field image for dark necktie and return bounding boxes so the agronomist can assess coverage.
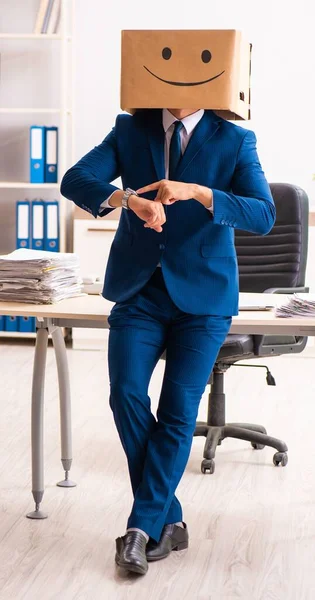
[168,121,184,180]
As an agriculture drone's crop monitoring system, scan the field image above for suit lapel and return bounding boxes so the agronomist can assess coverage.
[176,110,221,179]
[146,110,165,181]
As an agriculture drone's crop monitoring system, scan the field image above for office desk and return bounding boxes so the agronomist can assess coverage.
[1,293,315,519]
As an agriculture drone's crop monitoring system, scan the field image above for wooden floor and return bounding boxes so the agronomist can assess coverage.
[0,339,315,600]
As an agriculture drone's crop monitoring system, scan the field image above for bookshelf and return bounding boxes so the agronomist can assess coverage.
[0,0,75,338]
[0,109,67,113]
[0,182,61,188]
[0,34,66,40]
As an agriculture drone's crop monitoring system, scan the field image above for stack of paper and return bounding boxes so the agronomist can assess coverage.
[275,294,315,318]
[0,249,83,304]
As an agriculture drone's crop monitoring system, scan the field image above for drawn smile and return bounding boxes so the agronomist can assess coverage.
[143,65,225,87]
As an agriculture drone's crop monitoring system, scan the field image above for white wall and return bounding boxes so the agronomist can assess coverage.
[74,0,315,204]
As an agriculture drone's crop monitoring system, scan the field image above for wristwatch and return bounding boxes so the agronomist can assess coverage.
[122,187,138,210]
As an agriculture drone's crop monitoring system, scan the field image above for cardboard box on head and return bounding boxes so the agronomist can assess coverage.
[121,30,251,121]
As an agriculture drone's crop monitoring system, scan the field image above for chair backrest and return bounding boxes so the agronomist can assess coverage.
[235,183,309,293]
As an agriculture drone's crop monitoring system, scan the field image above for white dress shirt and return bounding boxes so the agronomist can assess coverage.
[99,108,213,212]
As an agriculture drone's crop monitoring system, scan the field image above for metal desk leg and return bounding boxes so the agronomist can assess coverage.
[27,327,49,519]
[51,326,76,489]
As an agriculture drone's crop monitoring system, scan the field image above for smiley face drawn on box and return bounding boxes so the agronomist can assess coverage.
[121,30,251,120]
[143,45,225,87]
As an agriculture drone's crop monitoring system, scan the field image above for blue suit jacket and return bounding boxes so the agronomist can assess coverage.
[61,109,275,316]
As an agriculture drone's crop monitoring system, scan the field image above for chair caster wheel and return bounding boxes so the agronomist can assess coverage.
[251,442,265,450]
[273,452,288,467]
[201,459,215,474]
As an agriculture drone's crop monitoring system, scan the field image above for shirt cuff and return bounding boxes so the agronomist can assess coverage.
[99,192,116,213]
[198,187,213,213]
[205,195,214,213]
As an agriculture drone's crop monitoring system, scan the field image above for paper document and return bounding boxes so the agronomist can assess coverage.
[0,248,83,304]
[239,293,276,311]
[275,294,315,318]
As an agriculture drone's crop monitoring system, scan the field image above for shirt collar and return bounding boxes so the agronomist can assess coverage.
[162,108,205,135]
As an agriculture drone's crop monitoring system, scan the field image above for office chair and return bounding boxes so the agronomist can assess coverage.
[194,183,309,474]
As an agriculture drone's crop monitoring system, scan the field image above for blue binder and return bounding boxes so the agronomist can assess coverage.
[0,316,4,331]
[44,200,59,251]
[16,200,31,249]
[18,316,35,333]
[5,316,18,332]
[30,126,45,183]
[31,199,45,250]
[45,126,58,183]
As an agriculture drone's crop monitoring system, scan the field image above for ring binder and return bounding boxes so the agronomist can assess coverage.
[16,201,31,249]
[45,126,58,183]
[31,199,45,250]
[44,200,59,251]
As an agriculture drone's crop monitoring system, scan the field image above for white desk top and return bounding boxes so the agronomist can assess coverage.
[0,295,114,321]
[0,293,315,335]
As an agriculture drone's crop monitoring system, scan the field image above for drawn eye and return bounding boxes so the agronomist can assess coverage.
[162,47,172,60]
[201,50,212,63]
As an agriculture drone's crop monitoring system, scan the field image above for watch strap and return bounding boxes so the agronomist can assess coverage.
[122,187,138,210]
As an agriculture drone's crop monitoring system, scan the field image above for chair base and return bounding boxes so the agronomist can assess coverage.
[194,422,289,474]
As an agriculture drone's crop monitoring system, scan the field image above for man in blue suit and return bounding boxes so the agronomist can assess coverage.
[61,106,275,574]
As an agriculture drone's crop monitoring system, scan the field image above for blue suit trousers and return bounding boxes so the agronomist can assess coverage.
[108,268,232,542]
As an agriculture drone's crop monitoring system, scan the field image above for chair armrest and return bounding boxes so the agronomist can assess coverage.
[263,286,309,294]
[254,333,308,357]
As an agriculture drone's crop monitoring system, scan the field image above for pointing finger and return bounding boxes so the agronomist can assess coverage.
[136,181,161,194]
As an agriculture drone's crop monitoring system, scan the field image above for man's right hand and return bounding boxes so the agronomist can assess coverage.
[128,195,166,233]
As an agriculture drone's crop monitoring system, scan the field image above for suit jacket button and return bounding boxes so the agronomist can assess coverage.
[159,244,165,250]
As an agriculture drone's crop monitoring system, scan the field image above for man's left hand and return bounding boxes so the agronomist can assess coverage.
[136,180,213,209]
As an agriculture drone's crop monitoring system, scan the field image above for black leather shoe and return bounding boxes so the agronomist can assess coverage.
[115,531,148,575]
[146,522,189,562]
